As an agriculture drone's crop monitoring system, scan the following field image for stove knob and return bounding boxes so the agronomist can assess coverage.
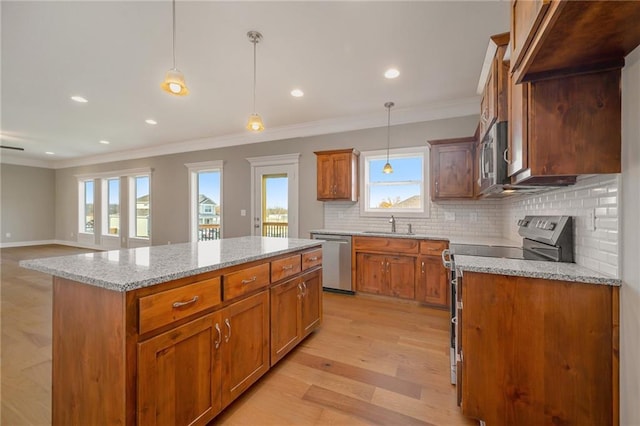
[548,222,556,230]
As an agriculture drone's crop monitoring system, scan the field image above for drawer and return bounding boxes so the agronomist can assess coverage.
[224,263,270,301]
[302,248,322,270]
[271,254,302,282]
[139,277,222,334]
[353,236,419,254]
[420,240,448,256]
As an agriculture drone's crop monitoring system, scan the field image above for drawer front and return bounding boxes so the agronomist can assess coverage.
[353,236,419,254]
[224,263,270,301]
[271,254,302,282]
[420,240,448,256]
[139,278,222,334]
[302,249,322,270]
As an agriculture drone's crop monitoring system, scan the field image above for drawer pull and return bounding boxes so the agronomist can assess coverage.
[172,296,199,308]
[224,318,231,343]
[308,256,318,261]
[241,276,257,284]
[282,265,294,271]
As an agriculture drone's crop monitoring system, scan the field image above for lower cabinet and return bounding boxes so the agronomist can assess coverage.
[270,269,322,365]
[138,312,223,426]
[415,255,448,306]
[137,290,270,425]
[355,252,415,299]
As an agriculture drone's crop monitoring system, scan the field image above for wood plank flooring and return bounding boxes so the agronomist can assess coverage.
[1,245,475,426]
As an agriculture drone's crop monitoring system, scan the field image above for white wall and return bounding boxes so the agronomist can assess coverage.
[620,46,640,426]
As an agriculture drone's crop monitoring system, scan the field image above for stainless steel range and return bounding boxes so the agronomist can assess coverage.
[442,215,574,385]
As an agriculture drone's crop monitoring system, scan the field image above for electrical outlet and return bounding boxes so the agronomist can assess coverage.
[240,209,247,216]
[167,241,171,245]
[445,212,455,222]
[587,209,596,231]
[470,212,478,222]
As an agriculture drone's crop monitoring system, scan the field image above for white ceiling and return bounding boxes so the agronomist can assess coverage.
[1,1,510,168]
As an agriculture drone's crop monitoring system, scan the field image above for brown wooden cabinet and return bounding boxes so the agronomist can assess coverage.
[510,0,640,83]
[459,272,619,425]
[508,68,621,185]
[428,137,476,201]
[416,255,448,307]
[315,149,359,201]
[355,252,415,300]
[138,312,223,426]
[270,268,322,365]
[479,33,510,143]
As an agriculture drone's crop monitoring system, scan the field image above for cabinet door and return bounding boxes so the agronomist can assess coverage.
[510,0,550,73]
[508,78,528,177]
[386,255,415,300]
[332,153,351,199]
[221,291,269,407]
[316,154,334,199]
[416,256,448,308]
[356,252,386,295]
[270,277,302,365]
[300,269,322,337]
[432,143,474,200]
[138,312,222,426]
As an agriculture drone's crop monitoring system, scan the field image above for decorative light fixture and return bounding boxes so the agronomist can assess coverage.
[246,31,264,132]
[383,101,395,174]
[160,0,189,96]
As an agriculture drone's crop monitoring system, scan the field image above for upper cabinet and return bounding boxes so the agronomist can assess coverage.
[428,137,477,201]
[479,33,510,142]
[510,0,640,83]
[315,149,359,202]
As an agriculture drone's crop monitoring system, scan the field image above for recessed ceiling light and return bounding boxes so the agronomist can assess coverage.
[384,68,400,79]
[145,119,157,125]
[290,89,304,98]
[45,151,54,155]
[70,96,88,103]
[99,140,110,145]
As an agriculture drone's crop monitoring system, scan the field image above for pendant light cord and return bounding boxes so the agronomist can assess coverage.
[252,39,257,113]
[172,0,176,69]
[386,105,391,162]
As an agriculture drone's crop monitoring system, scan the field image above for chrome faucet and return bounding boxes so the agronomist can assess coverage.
[389,215,396,233]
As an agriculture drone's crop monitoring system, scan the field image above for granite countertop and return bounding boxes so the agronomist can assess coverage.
[19,236,321,292]
[455,255,621,286]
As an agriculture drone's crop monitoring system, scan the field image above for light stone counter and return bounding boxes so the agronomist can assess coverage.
[20,236,321,292]
[310,229,450,241]
[455,255,621,286]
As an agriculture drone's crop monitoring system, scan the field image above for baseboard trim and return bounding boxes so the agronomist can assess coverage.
[0,239,103,250]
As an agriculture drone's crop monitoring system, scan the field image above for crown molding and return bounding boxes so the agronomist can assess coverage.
[3,97,479,170]
[0,154,55,169]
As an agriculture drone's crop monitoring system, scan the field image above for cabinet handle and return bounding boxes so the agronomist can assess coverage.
[309,256,318,261]
[386,261,390,273]
[297,283,303,298]
[172,296,199,308]
[435,180,439,193]
[421,261,425,274]
[224,318,231,343]
[301,281,307,297]
[241,276,257,284]
[282,264,294,271]
[214,323,222,349]
[503,147,509,164]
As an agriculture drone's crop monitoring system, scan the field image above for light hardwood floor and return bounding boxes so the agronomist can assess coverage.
[1,245,474,426]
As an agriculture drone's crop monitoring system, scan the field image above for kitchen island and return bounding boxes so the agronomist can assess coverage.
[20,236,323,426]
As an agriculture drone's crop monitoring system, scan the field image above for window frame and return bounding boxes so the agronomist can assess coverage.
[102,177,121,237]
[359,146,430,218]
[78,179,95,235]
[185,160,224,242]
[129,174,151,241]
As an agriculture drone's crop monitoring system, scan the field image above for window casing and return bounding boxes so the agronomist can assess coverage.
[129,175,150,239]
[186,161,224,242]
[360,147,429,218]
[79,180,95,234]
[102,178,120,236]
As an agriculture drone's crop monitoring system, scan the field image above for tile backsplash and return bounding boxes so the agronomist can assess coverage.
[324,174,620,278]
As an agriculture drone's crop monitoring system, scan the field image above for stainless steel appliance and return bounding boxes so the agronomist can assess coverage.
[310,233,353,294]
[478,122,575,197]
[442,215,575,386]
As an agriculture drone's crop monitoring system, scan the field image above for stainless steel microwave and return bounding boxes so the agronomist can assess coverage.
[478,121,508,195]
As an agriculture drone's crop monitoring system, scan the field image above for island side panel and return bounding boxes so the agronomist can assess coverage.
[52,277,127,425]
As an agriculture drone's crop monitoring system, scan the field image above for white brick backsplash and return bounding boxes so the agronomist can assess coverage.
[324,174,620,279]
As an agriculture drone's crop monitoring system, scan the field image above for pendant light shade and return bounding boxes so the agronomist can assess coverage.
[161,0,189,96]
[246,31,264,132]
[383,101,395,174]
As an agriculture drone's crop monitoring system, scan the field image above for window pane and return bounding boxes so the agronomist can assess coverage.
[108,179,120,235]
[263,175,288,238]
[366,153,424,212]
[84,181,94,233]
[135,176,150,238]
[198,171,221,241]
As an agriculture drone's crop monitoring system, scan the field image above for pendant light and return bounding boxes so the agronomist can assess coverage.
[160,0,189,96]
[383,101,395,174]
[246,31,264,132]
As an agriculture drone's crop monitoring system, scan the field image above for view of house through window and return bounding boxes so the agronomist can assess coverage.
[262,174,288,237]
[106,178,120,235]
[198,171,221,241]
[82,180,94,233]
[133,176,150,238]
[363,149,426,215]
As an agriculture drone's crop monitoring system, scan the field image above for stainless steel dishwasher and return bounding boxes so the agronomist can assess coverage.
[310,233,353,294]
